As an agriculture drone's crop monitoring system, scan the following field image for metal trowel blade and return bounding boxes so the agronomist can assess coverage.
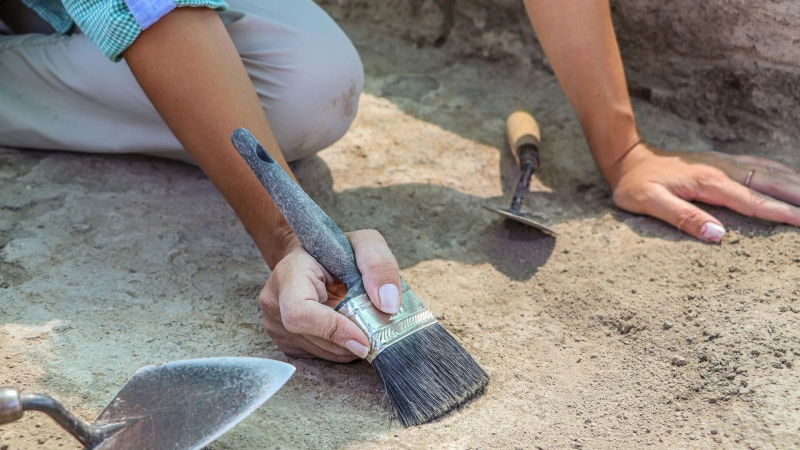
[91,357,294,450]
[483,205,558,236]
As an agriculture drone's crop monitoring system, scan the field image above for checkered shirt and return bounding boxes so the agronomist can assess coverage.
[22,0,227,61]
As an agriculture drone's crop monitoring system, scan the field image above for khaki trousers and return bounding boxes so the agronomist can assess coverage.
[0,0,364,163]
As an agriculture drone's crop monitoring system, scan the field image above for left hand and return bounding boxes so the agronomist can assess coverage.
[258,230,401,362]
[608,143,800,242]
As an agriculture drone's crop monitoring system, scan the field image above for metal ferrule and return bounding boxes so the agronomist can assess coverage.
[0,387,23,424]
[337,280,438,362]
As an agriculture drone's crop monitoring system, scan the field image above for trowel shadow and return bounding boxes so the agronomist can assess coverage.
[291,156,555,281]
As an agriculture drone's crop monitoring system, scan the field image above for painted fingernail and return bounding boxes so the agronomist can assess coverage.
[699,222,725,243]
[344,340,369,359]
[379,284,400,314]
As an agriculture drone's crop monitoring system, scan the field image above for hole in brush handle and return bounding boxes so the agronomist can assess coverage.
[256,145,274,164]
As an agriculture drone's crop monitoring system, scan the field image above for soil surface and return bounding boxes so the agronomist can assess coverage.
[2,14,800,450]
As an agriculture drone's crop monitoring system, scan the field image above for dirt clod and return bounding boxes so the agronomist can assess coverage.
[672,356,688,367]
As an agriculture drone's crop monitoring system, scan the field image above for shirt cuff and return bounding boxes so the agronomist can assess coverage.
[124,0,176,30]
[69,0,228,62]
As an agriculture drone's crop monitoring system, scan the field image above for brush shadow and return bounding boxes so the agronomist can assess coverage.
[291,155,555,281]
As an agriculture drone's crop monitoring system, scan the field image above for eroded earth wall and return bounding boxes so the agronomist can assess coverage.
[317,0,800,142]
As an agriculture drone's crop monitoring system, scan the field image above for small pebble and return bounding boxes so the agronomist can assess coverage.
[71,223,91,233]
[672,356,687,367]
[663,321,673,330]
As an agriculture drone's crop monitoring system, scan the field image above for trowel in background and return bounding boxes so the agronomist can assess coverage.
[483,110,557,236]
[0,357,294,449]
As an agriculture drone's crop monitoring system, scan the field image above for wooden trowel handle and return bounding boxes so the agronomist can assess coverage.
[506,109,541,170]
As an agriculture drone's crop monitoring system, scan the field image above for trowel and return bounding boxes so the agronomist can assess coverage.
[483,110,557,236]
[0,357,294,449]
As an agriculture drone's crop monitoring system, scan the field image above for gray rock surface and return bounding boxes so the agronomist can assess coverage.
[318,0,800,142]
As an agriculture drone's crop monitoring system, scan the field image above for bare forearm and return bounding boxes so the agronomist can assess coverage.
[523,1,640,185]
[123,8,296,268]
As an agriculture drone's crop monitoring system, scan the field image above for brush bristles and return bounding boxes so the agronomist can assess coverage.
[371,324,489,427]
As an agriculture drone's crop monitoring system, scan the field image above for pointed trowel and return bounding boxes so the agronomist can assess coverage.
[483,109,557,236]
[0,357,294,449]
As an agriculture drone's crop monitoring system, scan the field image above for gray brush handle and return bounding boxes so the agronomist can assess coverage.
[231,129,366,300]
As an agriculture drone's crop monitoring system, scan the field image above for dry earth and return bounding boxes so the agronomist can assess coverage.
[2,13,800,450]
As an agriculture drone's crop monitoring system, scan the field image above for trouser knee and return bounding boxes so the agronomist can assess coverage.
[239,10,364,161]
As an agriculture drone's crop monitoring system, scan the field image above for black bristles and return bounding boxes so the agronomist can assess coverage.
[371,324,489,427]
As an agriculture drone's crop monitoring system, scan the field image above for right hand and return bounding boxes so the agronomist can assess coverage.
[610,143,800,242]
[259,230,402,362]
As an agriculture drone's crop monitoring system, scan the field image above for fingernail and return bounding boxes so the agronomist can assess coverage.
[379,284,400,314]
[344,340,369,359]
[699,222,725,243]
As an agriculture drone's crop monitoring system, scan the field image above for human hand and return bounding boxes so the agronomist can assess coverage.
[608,143,800,242]
[258,230,401,362]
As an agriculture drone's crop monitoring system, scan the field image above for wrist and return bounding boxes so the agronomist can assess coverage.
[255,225,301,270]
[601,139,647,190]
[582,108,642,187]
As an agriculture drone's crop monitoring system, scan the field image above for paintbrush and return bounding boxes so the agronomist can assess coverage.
[231,128,489,427]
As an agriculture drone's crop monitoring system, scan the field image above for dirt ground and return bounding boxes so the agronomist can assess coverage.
[2,17,800,450]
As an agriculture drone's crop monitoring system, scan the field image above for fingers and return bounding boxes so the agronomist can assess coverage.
[347,230,402,314]
[699,177,800,228]
[261,301,358,361]
[280,298,370,358]
[258,253,370,361]
[740,168,800,206]
[732,155,798,175]
[275,261,370,357]
[641,184,726,243]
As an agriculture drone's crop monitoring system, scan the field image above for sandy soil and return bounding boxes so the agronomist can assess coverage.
[2,19,800,450]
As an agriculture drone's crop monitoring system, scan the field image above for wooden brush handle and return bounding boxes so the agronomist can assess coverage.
[505,109,541,170]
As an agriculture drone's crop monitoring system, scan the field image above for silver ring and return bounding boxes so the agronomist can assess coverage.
[744,169,755,188]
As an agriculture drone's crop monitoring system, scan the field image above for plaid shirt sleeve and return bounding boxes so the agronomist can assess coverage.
[24,0,228,61]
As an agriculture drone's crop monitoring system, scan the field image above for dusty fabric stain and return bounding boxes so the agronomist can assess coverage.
[324,79,357,120]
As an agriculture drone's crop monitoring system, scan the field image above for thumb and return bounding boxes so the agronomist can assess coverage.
[347,229,402,314]
[641,184,726,243]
